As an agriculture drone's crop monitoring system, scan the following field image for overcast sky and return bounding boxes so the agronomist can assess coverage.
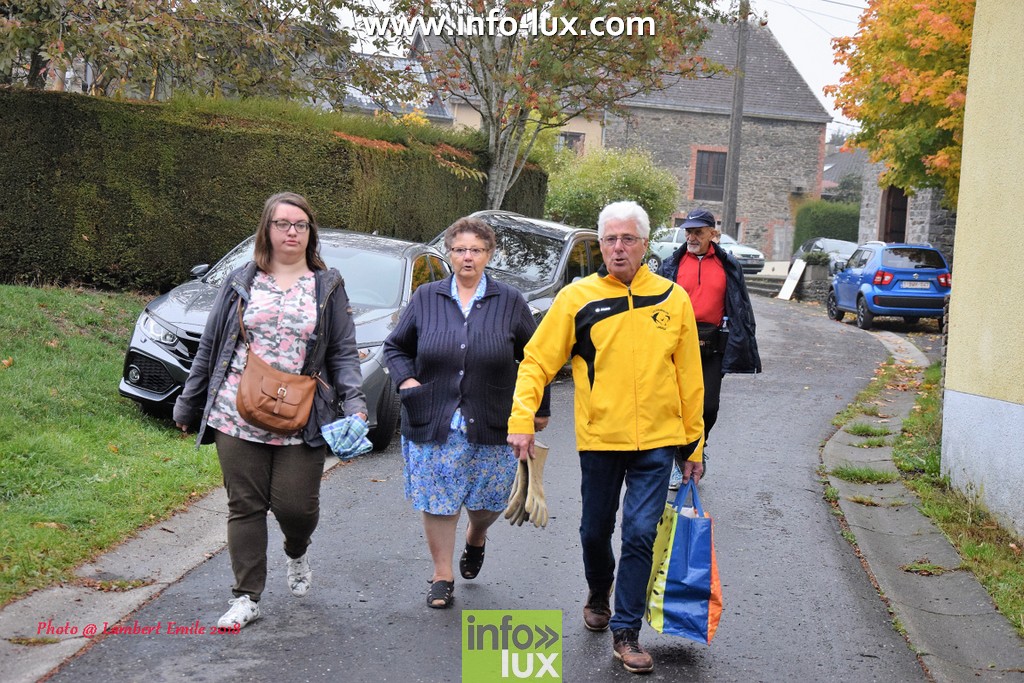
[743,0,869,132]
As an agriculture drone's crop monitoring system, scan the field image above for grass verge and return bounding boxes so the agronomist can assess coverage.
[835,359,1024,638]
[0,285,221,607]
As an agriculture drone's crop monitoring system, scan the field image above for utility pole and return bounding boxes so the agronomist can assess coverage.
[721,0,750,238]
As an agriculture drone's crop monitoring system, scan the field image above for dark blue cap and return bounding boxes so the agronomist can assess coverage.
[681,208,716,229]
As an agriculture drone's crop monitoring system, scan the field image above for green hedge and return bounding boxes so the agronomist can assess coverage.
[0,88,545,291]
[793,200,860,253]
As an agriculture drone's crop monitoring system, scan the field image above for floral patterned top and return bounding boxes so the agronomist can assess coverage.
[207,270,317,445]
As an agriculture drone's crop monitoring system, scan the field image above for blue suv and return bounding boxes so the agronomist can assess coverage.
[827,241,951,330]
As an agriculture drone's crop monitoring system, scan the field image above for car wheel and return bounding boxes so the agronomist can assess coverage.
[903,316,921,326]
[367,376,400,451]
[856,297,874,330]
[826,290,845,322]
[935,315,944,331]
[646,254,662,272]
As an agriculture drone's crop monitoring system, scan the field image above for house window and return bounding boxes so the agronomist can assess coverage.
[694,150,726,202]
[556,132,586,155]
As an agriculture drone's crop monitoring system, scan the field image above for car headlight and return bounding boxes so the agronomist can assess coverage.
[138,312,179,345]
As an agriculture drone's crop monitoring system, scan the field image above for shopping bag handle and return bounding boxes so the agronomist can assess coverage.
[672,479,705,517]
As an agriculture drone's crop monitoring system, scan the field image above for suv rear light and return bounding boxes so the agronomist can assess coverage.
[937,273,951,288]
[872,270,894,285]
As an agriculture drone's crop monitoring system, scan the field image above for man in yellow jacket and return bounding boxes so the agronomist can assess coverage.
[508,200,704,674]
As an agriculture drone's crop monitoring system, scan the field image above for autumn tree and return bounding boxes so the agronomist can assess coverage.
[826,0,975,208]
[0,1,412,106]
[386,0,722,209]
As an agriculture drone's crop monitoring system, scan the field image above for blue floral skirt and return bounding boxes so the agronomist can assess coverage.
[402,430,517,515]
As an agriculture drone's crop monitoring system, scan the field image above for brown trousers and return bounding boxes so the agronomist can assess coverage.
[214,431,326,601]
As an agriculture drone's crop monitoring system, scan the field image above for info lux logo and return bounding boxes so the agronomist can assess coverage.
[462,610,562,681]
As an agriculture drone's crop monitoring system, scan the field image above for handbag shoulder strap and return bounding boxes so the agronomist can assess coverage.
[238,287,324,382]
[237,299,249,348]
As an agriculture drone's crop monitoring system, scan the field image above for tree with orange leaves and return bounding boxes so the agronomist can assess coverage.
[826,0,974,208]
[398,0,725,209]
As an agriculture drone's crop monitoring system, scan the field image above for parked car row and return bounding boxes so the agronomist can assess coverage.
[791,237,858,275]
[119,230,452,450]
[646,227,766,274]
[826,240,951,330]
[119,211,602,449]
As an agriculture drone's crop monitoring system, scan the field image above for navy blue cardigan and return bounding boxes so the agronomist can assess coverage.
[383,276,551,445]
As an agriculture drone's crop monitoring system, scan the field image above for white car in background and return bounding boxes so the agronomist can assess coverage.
[647,228,766,274]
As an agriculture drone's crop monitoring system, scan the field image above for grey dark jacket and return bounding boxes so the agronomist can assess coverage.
[173,261,366,448]
[659,245,762,374]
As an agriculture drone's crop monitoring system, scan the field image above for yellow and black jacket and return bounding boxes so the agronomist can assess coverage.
[509,264,705,458]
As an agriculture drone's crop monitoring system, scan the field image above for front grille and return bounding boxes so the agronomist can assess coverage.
[173,329,203,370]
[125,352,176,394]
[874,295,945,310]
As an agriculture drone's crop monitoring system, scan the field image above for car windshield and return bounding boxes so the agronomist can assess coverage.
[882,248,946,269]
[488,229,563,285]
[719,234,737,245]
[203,236,406,308]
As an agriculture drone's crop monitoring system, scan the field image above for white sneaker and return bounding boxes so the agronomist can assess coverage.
[287,554,312,597]
[218,595,260,629]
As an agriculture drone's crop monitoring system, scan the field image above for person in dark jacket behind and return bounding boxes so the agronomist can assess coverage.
[658,207,762,489]
[174,192,366,630]
[383,216,550,610]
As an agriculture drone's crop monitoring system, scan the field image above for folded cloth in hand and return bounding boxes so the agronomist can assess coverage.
[321,415,372,460]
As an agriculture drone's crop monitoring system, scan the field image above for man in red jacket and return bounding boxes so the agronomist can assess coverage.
[658,208,762,489]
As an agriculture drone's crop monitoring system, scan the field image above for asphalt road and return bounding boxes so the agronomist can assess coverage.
[50,296,932,682]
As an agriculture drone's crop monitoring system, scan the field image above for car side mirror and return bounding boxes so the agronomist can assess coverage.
[190,264,210,279]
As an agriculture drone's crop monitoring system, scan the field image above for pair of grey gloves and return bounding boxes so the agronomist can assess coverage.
[504,441,549,528]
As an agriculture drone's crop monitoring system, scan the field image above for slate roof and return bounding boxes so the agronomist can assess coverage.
[623,23,832,124]
[406,22,830,125]
[823,146,869,186]
[341,55,453,124]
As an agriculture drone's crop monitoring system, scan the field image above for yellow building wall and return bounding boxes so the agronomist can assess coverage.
[944,0,1024,403]
[450,104,603,155]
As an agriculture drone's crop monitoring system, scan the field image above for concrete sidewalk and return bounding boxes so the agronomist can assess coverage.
[1,329,1022,681]
[822,334,1024,681]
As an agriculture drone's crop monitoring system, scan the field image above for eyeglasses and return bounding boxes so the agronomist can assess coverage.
[450,247,488,257]
[600,235,644,247]
[270,220,311,233]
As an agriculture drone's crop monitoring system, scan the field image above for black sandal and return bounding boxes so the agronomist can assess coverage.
[460,542,486,580]
[427,579,455,609]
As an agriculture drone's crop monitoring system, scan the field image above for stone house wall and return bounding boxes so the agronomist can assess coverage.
[604,107,826,261]
[859,163,957,266]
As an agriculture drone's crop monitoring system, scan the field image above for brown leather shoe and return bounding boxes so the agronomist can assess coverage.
[612,629,654,674]
[583,588,611,632]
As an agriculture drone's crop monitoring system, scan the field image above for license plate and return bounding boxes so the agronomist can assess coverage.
[900,281,930,289]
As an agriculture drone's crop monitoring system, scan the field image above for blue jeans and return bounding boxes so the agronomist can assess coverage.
[578,447,675,632]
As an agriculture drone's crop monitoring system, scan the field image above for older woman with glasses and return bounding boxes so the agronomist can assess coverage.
[174,192,366,630]
[383,216,550,609]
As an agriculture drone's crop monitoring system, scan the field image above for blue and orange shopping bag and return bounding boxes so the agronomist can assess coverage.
[645,479,722,644]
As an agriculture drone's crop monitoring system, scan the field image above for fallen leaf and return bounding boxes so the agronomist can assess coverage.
[1,357,12,369]
[32,522,67,530]
[1009,543,1020,556]
[107,444,119,453]
[81,234,90,241]
[45,339,59,348]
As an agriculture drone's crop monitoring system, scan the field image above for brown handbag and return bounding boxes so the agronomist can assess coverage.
[235,301,318,435]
